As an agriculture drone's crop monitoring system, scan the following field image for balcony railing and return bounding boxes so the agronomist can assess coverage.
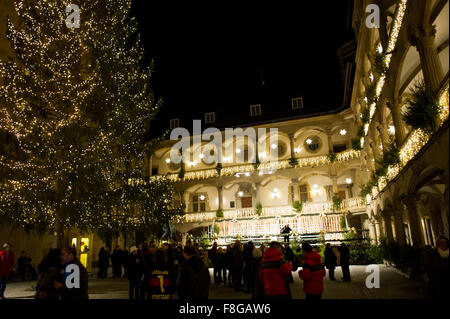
[182,197,366,223]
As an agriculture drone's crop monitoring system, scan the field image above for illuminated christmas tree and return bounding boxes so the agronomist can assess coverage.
[0,0,183,246]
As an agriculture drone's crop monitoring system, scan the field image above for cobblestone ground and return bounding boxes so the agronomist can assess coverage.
[3,265,427,299]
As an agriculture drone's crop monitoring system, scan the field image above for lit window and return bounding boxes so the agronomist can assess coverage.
[205,112,215,124]
[250,104,261,116]
[299,184,310,203]
[169,118,179,129]
[193,194,206,212]
[291,97,304,110]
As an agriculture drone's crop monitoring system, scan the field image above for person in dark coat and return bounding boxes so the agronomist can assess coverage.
[324,243,337,281]
[216,247,227,285]
[281,224,292,243]
[338,243,351,281]
[35,248,63,299]
[177,245,210,299]
[208,242,220,284]
[127,246,144,300]
[111,246,122,278]
[243,241,255,293]
[298,243,325,299]
[225,245,233,287]
[120,247,128,278]
[230,240,244,292]
[251,247,264,299]
[59,247,89,299]
[284,243,295,283]
[17,251,37,281]
[97,247,110,279]
[427,235,449,299]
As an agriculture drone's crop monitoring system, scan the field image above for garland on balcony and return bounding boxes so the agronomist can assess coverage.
[402,81,439,134]
[253,155,261,169]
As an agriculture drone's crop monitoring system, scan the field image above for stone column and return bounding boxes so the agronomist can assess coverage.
[402,194,425,247]
[291,179,299,203]
[255,182,261,205]
[149,155,153,176]
[374,220,381,245]
[289,134,295,158]
[377,120,391,151]
[383,212,394,244]
[331,175,338,194]
[408,24,444,94]
[326,129,333,153]
[217,185,223,210]
[393,205,407,246]
[387,98,407,147]
[369,219,378,245]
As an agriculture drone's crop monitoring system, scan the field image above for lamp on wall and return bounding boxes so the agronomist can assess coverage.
[346,177,353,197]
[238,191,244,197]
[272,188,280,199]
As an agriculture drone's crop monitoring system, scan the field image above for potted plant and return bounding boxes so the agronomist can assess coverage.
[332,193,342,212]
[215,208,224,218]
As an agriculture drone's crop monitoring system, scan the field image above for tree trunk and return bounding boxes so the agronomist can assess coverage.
[52,218,64,248]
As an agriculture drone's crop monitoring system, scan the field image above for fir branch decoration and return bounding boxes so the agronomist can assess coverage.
[288,157,299,167]
[253,156,261,169]
[216,208,224,218]
[366,81,378,105]
[327,152,337,163]
[215,163,222,175]
[357,125,365,138]
[361,107,371,124]
[178,166,185,179]
[292,200,303,213]
[352,138,362,151]
[373,50,388,76]
[332,193,342,212]
[255,202,263,216]
[402,81,439,134]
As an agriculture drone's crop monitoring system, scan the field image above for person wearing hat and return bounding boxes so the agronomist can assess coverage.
[0,243,15,299]
[127,246,144,300]
[177,245,210,299]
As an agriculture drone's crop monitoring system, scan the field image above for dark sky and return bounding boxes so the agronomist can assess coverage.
[131,1,355,133]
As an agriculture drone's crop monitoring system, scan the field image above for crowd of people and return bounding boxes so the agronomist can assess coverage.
[0,235,448,299]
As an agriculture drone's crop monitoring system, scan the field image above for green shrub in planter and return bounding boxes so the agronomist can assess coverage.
[327,152,337,163]
[288,157,298,167]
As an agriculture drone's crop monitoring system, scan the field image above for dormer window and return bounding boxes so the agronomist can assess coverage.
[169,118,179,129]
[250,104,261,116]
[291,97,303,110]
[205,112,215,124]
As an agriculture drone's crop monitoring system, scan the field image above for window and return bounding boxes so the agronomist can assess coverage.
[333,144,347,153]
[230,201,235,208]
[169,118,179,129]
[304,136,321,153]
[250,104,261,116]
[205,112,215,124]
[151,167,158,176]
[422,217,435,246]
[299,184,310,203]
[193,194,206,212]
[291,97,303,110]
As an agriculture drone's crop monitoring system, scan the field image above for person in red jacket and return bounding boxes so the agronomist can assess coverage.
[0,243,15,299]
[298,242,325,300]
[259,242,292,299]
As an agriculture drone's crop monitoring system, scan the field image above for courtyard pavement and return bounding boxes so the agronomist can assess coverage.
[3,265,427,299]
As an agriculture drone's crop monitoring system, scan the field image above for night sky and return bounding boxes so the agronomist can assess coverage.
[131,1,355,133]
